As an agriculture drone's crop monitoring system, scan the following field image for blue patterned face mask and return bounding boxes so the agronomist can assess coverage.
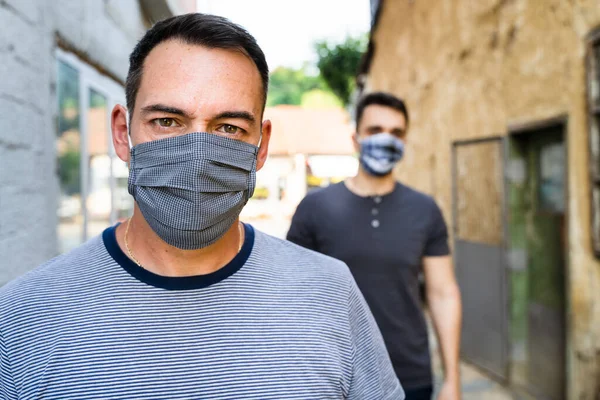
[128,132,258,250]
[359,132,405,176]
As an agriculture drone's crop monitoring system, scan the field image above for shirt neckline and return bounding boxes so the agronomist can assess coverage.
[340,180,401,201]
[102,223,254,290]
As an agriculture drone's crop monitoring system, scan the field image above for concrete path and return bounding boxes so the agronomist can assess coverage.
[432,359,514,399]
[430,329,514,399]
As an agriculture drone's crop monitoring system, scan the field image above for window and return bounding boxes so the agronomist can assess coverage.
[588,33,600,257]
[56,50,131,254]
[538,141,566,213]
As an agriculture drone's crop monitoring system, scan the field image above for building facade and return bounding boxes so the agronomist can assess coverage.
[0,0,195,286]
[361,0,600,398]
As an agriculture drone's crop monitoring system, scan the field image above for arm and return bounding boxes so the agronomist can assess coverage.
[346,274,405,400]
[0,329,18,400]
[286,196,318,251]
[421,199,462,399]
[423,255,462,398]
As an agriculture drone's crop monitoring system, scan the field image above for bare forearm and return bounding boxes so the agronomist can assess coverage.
[428,287,462,384]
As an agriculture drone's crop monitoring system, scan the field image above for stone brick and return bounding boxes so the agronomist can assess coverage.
[84,26,131,81]
[0,97,44,149]
[3,0,42,25]
[0,232,45,286]
[0,6,46,70]
[0,55,48,111]
[0,146,37,187]
[0,185,44,235]
[54,0,85,49]
[104,0,146,42]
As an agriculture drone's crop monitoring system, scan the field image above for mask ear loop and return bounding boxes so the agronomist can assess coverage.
[126,114,134,151]
[257,122,265,149]
[125,115,135,172]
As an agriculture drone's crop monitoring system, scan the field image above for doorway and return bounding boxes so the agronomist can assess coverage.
[452,137,508,380]
[507,121,567,399]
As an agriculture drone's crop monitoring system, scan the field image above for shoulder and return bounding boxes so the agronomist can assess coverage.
[397,183,443,214]
[0,236,108,317]
[253,229,353,286]
[398,183,436,205]
[290,184,346,229]
[298,182,346,207]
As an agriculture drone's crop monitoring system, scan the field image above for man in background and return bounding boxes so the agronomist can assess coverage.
[288,92,462,400]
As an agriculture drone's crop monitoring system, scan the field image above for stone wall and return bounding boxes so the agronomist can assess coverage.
[0,1,56,285]
[365,0,600,397]
[0,0,149,286]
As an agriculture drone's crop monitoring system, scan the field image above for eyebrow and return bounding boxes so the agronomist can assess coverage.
[366,125,406,134]
[139,105,256,125]
[140,104,189,117]
[214,111,256,124]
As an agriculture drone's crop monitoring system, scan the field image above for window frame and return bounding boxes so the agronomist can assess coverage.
[55,49,126,249]
[586,29,600,258]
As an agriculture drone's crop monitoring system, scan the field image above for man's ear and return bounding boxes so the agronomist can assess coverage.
[352,132,360,153]
[111,104,130,163]
[256,120,272,171]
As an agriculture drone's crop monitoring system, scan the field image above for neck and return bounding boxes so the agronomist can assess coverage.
[346,167,397,197]
[115,206,243,277]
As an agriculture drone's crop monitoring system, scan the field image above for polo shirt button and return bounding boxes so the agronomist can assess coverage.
[374,196,382,204]
[372,208,379,216]
[371,219,380,228]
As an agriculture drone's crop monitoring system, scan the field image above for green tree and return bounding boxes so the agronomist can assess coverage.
[267,66,325,106]
[315,35,367,106]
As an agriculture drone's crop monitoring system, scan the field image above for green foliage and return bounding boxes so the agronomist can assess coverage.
[58,61,80,134]
[266,35,367,108]
[314,35,367,106]
[267,66,325,107]
[89,90,107,108]
[58,149,81,195]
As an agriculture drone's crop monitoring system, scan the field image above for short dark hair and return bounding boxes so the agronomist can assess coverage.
[125,13,269,117]
[355,92,410,128]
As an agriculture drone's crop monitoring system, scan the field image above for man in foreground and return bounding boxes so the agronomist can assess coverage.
[288,92,462,400]
[0,15,403,399]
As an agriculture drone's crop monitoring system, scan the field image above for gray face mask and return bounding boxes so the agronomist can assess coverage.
[128,132,258,250]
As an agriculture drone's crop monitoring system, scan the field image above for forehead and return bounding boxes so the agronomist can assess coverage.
[136,39,263,115]
[360,104,407,129]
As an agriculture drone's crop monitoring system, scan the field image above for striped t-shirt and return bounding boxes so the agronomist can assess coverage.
[0,224,404,399]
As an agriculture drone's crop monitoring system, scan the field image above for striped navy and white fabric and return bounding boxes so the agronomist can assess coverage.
[0,224,404,399]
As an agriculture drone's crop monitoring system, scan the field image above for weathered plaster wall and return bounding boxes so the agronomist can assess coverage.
[365,0,600,397]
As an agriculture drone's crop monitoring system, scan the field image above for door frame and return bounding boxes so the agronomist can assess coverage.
[507,114,570,398]
[451,135,510,381]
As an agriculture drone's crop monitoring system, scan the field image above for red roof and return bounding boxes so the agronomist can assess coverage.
[264,105,355,156]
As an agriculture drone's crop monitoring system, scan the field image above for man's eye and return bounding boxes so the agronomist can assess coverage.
[219,124,240,134]
[155,118,176,128]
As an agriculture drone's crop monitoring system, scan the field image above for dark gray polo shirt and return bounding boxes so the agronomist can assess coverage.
[287,182,450,390]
